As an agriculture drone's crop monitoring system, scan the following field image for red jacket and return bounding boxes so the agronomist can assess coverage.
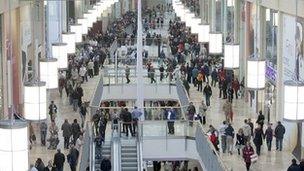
[242,146,254,163]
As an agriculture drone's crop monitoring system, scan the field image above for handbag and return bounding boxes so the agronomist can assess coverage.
[250,154,258,163]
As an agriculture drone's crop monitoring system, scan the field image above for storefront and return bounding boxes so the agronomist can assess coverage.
[264,8,278,123]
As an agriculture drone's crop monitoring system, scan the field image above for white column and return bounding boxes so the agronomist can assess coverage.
[136,0,144,118]
[276,11,283,122]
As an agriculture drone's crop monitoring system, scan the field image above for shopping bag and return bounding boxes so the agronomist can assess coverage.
[250,154,258,163]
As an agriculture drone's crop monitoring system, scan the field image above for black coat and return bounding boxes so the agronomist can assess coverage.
[53,152,65,169]
[253,128,264,146]
[100,158,112,171]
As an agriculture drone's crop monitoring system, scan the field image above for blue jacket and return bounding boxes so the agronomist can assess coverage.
[166,109,176,120]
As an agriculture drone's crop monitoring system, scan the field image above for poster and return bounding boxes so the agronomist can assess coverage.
[282,14,304,82]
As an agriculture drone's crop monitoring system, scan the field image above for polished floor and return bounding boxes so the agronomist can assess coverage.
[28,12,294,171]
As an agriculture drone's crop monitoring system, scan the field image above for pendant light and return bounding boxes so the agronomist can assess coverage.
[209,32,223,54]
[62,32,76,54]
[224,44,239,68]
[0,120,28,171]
[52,42,68,69]
[198,24,210,43]
[84,12,94,28]
[284,81,304,120]
[247,59,266,89]
[24,81,47,120]
[39,58,58,89]
[70,24,83,43]
[77,18,88,34]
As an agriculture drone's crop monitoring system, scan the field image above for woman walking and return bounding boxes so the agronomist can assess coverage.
[243,142,254,171]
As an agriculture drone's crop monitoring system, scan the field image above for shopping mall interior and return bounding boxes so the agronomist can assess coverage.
[0,0,304,170]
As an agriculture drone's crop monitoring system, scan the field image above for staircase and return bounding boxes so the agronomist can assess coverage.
[121,140,138,171]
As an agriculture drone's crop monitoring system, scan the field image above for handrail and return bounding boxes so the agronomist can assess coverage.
[112,122,121,171]
[195,122,231,171]
[136,122,143,171]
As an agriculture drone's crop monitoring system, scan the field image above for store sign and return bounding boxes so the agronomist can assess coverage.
[266,62,277,83]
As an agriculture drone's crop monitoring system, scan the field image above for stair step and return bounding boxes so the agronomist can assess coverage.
[122,161,137,166]
[121,153,137,158]
[121,157,137,162]
[122,167,138,171]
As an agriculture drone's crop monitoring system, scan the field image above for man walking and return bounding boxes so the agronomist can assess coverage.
[48,101,57,121]
[67,144,79,171]
[61,119,72,149]
[125,66,130,84]
[40,122,47,146]
[275,121,285,151]
[166,108,176,134]
[53,149,65,171]
[203,82,212,106]
[131,106,143,136]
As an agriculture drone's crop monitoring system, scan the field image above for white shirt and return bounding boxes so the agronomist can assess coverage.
[167,111,172,120]
[30,167,38,171]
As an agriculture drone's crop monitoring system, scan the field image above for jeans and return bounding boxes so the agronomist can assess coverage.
[267,139,272,151]
[276,138,283,151]
[221,135,227,153]
[246,162,251,171]
[72,99,79,111]
[256,145,261,155]
[226,136,234,153]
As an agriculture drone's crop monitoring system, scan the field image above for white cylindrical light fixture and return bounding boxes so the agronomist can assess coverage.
[88,8,98,23]
[185,12,195,27]
[266,9,271,21]
[284,81,304,121]
[62,32,76,54]
[40,58,58,89]
[227,0,235,7]
[0,120,28,171]
[189,18,201,33]
[246,59,266,89]
[52,43,68,69]
[84,12,94,28]
[224,44,240,69]
[273,12,279,26]
[77,18,88,34]
[198,24,210,43]
[70,24,83,43]
[209,32,223,54]
[24,81,47,120]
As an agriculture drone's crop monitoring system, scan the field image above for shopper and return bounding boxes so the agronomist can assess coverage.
[100,156,112,171]
[198,100,207,125]
[67,144,79,171]
[275,121,286,151]
[48,101,57,121]
[265,123,274,151]
[225,123,235,155]
[125,65,130,83]
[71,119,81,145]
[166,108,176,134]
[253,124,264,156]
[287,159,300,171]
[203,82,212,106]
[236,128,245,155]
[242,142,254,171]
[53,149,65,171]
[61,119,72,149]
[40,122,48,146]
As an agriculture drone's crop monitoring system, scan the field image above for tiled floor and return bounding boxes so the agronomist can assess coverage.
[29,74,100,170]
[187,82,293,171]
[29,11,294,171]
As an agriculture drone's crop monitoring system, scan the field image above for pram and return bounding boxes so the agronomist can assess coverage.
[47,131,59,150]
